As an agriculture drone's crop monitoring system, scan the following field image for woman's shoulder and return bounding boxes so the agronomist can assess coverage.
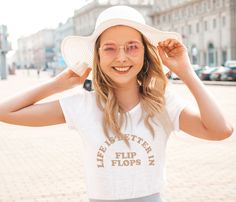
[164,87,177,102]
[163,86,190,131]
[164,85,189,114]
[59,88,96,107]
[164,86,184,104]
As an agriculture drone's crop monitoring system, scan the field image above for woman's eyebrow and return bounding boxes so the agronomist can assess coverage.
[102,40,141,45]
[127,40,142,43]
[101,41,116,46]
[103,43,115,46]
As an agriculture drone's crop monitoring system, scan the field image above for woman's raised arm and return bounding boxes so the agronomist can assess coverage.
[0,68,92,127]
[158,39,233,140]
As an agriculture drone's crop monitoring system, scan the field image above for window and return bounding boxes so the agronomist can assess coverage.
[181,27,184,35]
[207,0,211,10]
[188,6,191,17]
[175,10,179,20]
[222,50,227,64]
[208,43,215,66]
[192,4,196,15]
[204,52,207,65]
[188,25,192,34]
[0,34,2,49]
[168,14,171,22]
[182,8,186,17]
[156,17,160,25]
[203,1,207,12]
[181,26,186,38]
[222,16,226,26]
[213,18,217,28]
[212,0,216,9]
[196,3,199,14]
[196,22,199,33]
[222,0,225,6]
[162,15,166,23]
[216,49,218,65]
[191,45,199,64]
[205,21,208,31]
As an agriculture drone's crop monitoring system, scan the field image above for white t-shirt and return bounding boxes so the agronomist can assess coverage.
[59,88,187,200]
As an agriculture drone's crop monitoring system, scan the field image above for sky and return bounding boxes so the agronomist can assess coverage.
[0,0,91,52]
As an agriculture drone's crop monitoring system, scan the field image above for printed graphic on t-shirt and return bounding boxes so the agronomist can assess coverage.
[96,134,155,168]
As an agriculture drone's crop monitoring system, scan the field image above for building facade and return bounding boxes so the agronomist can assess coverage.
[17,35,34,69]
[54,17,75,68]
[73,0,154,36]
[14,0,235,70]
[14,1,154,71]
[16,29,54,69]
[152,0,236,66]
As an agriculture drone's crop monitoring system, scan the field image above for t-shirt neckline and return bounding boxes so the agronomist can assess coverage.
[123,102,141,114]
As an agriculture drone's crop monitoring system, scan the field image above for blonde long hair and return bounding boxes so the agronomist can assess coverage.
[92,33,171,148]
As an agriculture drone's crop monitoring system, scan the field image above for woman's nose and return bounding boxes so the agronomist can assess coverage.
[116,47,127,62]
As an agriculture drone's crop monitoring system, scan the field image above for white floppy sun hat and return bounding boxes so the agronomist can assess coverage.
[61,5,182,76]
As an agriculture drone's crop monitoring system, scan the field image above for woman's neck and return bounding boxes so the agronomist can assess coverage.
[114,81,140,112]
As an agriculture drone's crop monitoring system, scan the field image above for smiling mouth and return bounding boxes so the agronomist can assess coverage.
[112,66,132,72]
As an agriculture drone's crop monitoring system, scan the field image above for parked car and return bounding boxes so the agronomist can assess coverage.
[200,67,218,80]
[83,79,93,91]
[192,64,207,78]
[210,66,229,81]
[221,66,236,81]
[83,71,93,91]
[170,72,179,80]
[224,60,236,67]
[219,60,236,81]
[169,64,206,80]
[165,70,172,79]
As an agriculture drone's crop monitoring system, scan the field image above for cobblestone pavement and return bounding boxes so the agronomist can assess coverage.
[0,70,235,202]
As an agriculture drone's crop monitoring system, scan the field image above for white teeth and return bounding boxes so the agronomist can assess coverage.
[113,66,131,72]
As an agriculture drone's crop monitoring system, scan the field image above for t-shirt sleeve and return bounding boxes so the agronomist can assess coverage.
[59,90,88,130]
[165,88,189,131]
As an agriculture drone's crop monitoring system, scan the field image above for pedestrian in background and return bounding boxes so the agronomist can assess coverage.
[0,6,233,202]
[37,66,41,78]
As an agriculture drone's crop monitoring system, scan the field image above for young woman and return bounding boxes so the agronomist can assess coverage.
[0,5,233,202]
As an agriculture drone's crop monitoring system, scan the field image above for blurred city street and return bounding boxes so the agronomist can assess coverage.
[0,70,236,202]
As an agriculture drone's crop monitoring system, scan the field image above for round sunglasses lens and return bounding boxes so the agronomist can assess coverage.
[126,43,142,56]
[103,46,117,57]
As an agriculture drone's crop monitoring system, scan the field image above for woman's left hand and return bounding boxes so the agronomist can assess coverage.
[157,39,193,80]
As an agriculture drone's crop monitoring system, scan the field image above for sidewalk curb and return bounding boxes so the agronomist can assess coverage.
[171,80,236,86]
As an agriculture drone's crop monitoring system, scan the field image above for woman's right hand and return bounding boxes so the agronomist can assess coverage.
[52,67,92,92]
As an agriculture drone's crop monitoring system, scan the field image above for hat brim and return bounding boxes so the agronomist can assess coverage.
[61,19,182,73]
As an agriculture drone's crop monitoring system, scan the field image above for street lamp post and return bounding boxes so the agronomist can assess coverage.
[0,51,7,80]
[0,25,10,80]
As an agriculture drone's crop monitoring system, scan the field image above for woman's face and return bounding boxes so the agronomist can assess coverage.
[98,25,144,87]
